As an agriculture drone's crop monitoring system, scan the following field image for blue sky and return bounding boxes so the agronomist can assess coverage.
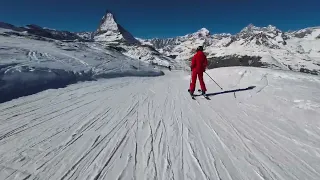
[0,0,319,38]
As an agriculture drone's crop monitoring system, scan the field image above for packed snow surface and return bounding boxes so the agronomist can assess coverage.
[1,67,320,180]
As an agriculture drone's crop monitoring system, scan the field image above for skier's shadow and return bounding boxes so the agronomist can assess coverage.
[195,86,256,97]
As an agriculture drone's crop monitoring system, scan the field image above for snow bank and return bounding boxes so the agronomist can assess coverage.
[0,65,163,104]
[205,66,320,96]
[0,66,89,103]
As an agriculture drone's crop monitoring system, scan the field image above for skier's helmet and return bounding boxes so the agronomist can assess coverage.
[196,46,204,51]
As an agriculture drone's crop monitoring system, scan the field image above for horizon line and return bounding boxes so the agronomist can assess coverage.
[1,20,319,39]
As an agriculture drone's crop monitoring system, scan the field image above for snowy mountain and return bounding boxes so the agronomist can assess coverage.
[0,11,178,104]
[2,11,320,180]
[91,11,175,67]
[94,11,140,45]
[1,11,319,103]
[141,28,215,60]
[289,26,320,39]
[229,24,287,49]
[141,24,320,75]
[0,11,177,69]
[0,22,85,41]
[0,27,163,103]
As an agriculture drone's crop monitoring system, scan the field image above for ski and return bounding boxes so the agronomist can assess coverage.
[198,89,210,100]
[202,94,211,100]
[191,94,196,100]
[188,89,196,100]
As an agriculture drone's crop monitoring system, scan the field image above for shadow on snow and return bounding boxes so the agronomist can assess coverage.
[195,86,256,97]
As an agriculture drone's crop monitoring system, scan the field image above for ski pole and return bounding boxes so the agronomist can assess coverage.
[204,71,223,90]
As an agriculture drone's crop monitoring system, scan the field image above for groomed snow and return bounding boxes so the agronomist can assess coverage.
[1,67,320,179]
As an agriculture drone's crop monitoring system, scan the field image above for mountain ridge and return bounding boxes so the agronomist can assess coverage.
[1,11,320,75]
[138,23,320,75]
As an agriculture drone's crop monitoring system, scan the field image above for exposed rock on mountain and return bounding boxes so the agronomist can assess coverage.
[139,24,320,75]
[94,11,140,44]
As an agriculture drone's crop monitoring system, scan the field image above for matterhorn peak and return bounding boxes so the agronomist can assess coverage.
[96,10,119,34]
[94,10,139,44]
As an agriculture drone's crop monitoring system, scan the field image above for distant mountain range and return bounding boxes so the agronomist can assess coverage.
[140,24,320,75]
[1,10,320,75]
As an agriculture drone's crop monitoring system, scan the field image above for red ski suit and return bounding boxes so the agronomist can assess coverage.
[189,51,208,92]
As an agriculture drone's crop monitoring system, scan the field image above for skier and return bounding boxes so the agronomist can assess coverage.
[168,65,171,71]
[188,46,208,96]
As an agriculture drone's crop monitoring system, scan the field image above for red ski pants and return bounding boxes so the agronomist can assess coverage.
[189,70,207,92]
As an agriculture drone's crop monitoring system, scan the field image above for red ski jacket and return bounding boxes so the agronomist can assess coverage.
[191,51,208,72]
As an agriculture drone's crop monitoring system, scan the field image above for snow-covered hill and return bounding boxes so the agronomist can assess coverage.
[1,11,176,69]
[141,24,320,75]
[76,32,94,41]
[1,67,320,179]
[0,11,180,103]
[0,22,85,42]
[0,29,163,103]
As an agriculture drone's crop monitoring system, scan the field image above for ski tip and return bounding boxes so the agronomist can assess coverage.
[202,94,210,100]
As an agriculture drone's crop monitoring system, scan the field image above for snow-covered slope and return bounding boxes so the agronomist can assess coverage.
[0,29,163,103]
[289,26,320,40]
[1,67,320,179]
[1,12,175,70]
[76,32,94,41]
[141,24,320,75]
[0,22,85,41]
[0,10,178,103]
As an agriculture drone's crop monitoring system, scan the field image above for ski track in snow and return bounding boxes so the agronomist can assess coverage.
[0,67,320,180]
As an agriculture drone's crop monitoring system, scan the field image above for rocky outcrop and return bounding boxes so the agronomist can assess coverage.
[206,55,265,69]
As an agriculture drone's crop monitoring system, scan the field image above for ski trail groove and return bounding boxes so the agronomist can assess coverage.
[1,71,320,179]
